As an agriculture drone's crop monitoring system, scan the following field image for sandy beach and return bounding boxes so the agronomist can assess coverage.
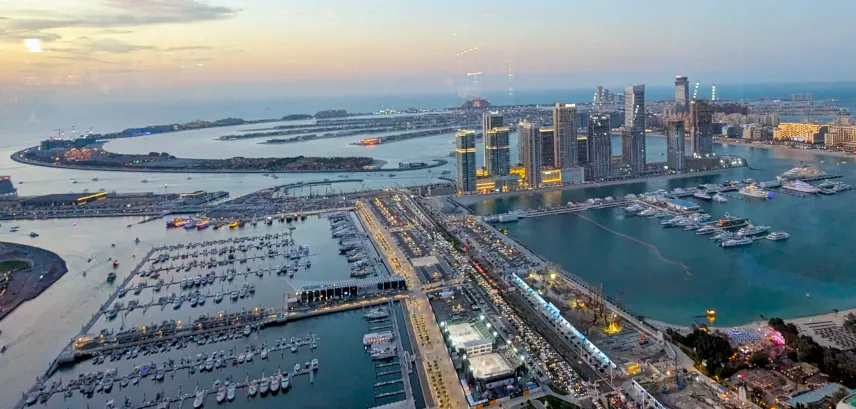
[717,139,856,160]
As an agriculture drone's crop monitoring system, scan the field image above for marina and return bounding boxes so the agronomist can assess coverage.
[12,210,418,409]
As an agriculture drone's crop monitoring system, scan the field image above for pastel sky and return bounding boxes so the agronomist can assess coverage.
[1,0,855,101]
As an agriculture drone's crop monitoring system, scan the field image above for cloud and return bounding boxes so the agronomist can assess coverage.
[0,0,240,33]
[81,38,156,54]
[163,45,211,51]
[0,30,62,42]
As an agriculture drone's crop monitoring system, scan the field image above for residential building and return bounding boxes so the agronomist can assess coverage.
[539,128,556,169]
[482,112,502,137]
[518,121,543,188]
[455,129,477,194]
[622,84,646,176]
[587,114,612,180]
[553,103,578,169]
[666,120,686,171]
[674,76,690,114]
[825,125,856,148]
[691,99,713,156]
[774,122,829,143]
[577,136,588,165]
[484,127,510,176]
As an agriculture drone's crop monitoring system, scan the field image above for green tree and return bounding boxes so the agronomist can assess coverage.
[749,351,769,368]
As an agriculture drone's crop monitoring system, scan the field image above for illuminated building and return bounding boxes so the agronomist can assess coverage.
[666,120,686,171]
[509,166,526,180]
[539,128,556,169]
[674,76,690,114]
[587,114,612,180]
[455,130,477,194]
[476,175,519,193]
[540,168,562,185]
[577,136,588,165]
[690,99,713,156]
[360,137,381,145]
[553,103,578,168]
[518,121,543,187]
[484,127,510,176]
[825,125,856,148]
[774,122,829,143]
[622,84,646,176]
[476,168,488,177]
[482,112,503,137]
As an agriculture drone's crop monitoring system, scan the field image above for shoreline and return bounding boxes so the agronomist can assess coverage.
[0,242,68,322]
[647,307,856,334]
[717,139,856,160]
[451,166,743,206]
[10,148,448,174]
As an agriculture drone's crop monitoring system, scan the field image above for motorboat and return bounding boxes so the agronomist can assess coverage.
[766,231,790,241]
[695,225,719,235]
[259,377,270,395]
[216,387,226,403]
[693,191,712,200]
[712,193,728,203]
[243,325,251,336]
[721,237,754,248]
[818,179,836,189]
[260,349,268,360]
[737,224,770,236]
[245,351,253,362]
[311,358,319,371]
[227,383,236,401]
[778,164,826,181]
[364,307,390,320]
[281,372,290,390]
[271,372,281,392]
[248,380,258,396]
[214,292,223,303]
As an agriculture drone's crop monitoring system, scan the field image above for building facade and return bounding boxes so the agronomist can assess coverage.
[577,136,588,165]
[691,99,713,156]
[539,128,556,169]
[484,127,510,177]
[553,103,578,169]
[482,112,502,136]
[666,120,686,171]
[774,122,829,143]
[518,121,543,188]
[674,76,690,114]
[825,125,856,148]
[587,114,612,180]
[455,129,477,194]
[622,84,646,176]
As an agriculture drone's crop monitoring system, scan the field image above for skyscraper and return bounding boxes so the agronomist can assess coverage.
[622,84,646,176]
[553,103,578,169]
[587,114,612,180]
[539,128,556,169]
[666,120,686,172]
[455,129,476,194]
[674,76,690,114]
[483,112,503,137]
[518,121,542,188]
[484,127,510,176]
[691,99,713,156]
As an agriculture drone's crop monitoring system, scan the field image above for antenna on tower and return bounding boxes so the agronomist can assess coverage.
[53,128,64,139]
[692,81,700,100]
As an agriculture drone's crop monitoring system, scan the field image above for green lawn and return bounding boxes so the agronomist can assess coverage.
[0,260,30,272]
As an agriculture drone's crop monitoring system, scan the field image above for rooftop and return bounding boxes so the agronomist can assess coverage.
[446,323,489,350]
[468,352,515,380]
[789,383,850,406]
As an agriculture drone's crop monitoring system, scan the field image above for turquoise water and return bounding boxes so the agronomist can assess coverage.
[470,142,856,326]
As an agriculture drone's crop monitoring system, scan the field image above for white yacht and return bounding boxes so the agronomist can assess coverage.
[782,180,819,194]
[695,225,719,235]
[248,380,258,397]
[311,358,319,371]
[281,372,290,390]
[693,191,712,200]
[721,237,754,248]
[739,185,770,198]
[243,325,251,336]
[766,232,790,241]
[364,307,390,320]
[271,372,281,392]
[259,377,270,395]
[818,179,836,189]
[216,387,226,403]
[193,390,205,408]
[638,208,657,217]
[260,349,268,360]
[737,224,770,236]
[624,204,645,213]
[712,193,728,203]
[778,164,826,181]
[227,383,236,401]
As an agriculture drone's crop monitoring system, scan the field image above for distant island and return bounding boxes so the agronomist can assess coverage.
[12,138,447,173]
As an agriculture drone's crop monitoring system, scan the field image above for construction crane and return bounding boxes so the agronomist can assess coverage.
[52,128,63,139]
[711,84,717,101]
[692,81,700,100]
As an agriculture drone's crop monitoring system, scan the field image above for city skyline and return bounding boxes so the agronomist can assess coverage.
[3,0,856,103]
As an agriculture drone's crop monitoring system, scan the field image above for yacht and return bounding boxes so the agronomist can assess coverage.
[782,180,819,194]
[271,372,281,392]
[739,185,770,199]
[248,380,258,396]
[197,294,206,305]
[710,231,735,242]
[693,191,712,200]
[260,349,268,360]
[230,290,239,300]
[193,390,205,408]
[29,232,39,238]
[259,377,270,395]
[281,372,290,390]
[695,225,719,235]
[737,224,770,236]
[311,358,319,371]
[638,208,657,217]
[364,307,390,320]
[243,325,251,336]
[715,213,748,229]
[721,237,754,248]
[778,164,826,181]
[624,204,645,213]
[173,298,182,309]
[766,231,790,241]
[227,383,236,401]
[214,292,223,303]
[818,179,836,189]
[712,193,728,203]
[372,347,397,360]
[216,387,226,403]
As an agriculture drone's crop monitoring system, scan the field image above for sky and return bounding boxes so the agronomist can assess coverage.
[1,0,855,111]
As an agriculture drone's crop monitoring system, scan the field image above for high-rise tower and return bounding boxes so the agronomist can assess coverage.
[553,103,578,169]
[622,84,646,176]
[674,76,690,114]
[587,114,612,180]
[484,127,510,176]
[518,121,542,188]
[666,120,686,171]
[455,129,477,194]
[691,99,713,157]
